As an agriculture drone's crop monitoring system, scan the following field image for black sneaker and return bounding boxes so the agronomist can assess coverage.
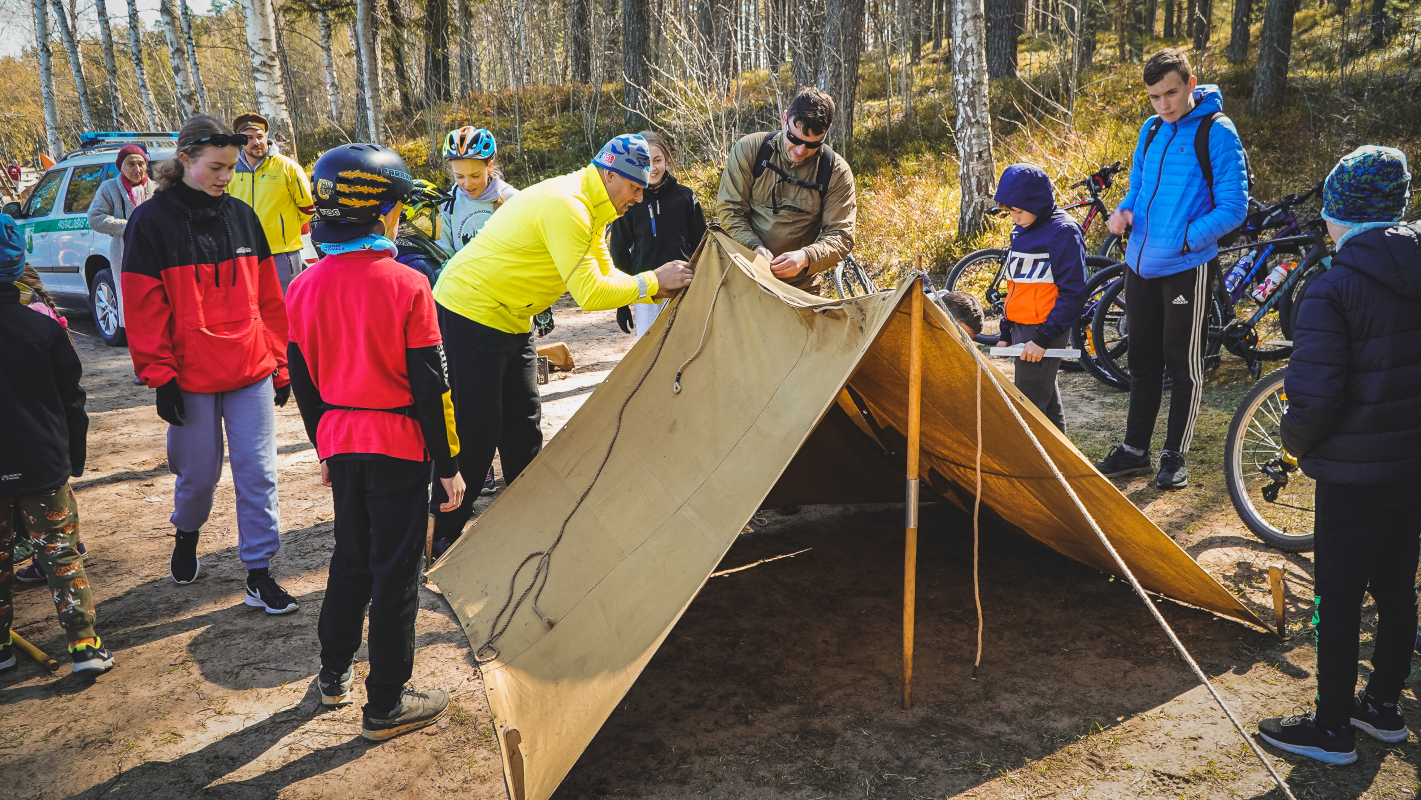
[431,536,457,560]
[1258,712,1357,765]
[482,467,497,495]
[317,665,354,707]
[0,638,15,673]
[170,529,200,585]
[70,638,115,674]
[362,687,450,741]
[15,560,46,584]
[1094,445,1152,477]
[245,569,299,614]
[1352,692,1409,743]
[1157,450,1189,490]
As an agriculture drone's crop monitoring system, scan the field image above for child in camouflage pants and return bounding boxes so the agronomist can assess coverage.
[1,485,98,649]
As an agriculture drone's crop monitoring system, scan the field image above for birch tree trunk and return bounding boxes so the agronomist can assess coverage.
[159,0,200,118]
[94,0,125,127]
[425,0,452,103]
[240,0,296,140]
[818,0,866,148]
[49,0,94,131]
[125,0,162,129]
[355,0,385,143]
[31,0,63,158]
[318,10,342,121]
[1252,0,1296,114]
[954,0,996,237]
[179,0,209,111]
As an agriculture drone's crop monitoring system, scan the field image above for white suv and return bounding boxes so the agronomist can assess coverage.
[2,132,317,346]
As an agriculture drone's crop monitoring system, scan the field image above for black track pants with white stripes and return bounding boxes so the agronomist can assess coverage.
[1122,264,1209,456]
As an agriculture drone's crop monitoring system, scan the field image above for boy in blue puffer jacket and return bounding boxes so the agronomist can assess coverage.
[991,164,1086,433]
[1095,48,1249,489]
[1256,146,1418,767]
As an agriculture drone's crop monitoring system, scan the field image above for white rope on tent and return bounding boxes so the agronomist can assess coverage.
[948,309,1298,800]
[972,340,984,680]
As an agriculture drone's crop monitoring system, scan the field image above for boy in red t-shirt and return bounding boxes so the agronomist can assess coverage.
[287,144,466,741]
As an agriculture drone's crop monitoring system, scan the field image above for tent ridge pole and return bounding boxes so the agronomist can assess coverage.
[904,265,924,711]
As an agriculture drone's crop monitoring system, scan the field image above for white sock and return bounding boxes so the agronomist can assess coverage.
[1122,444,1145,456]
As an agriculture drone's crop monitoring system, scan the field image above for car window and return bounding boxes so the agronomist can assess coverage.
[24,169,65,218]
[102,163,118,183]
[63,164,106,214]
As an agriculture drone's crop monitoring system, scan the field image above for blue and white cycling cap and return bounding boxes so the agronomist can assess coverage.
[591,134,652,187]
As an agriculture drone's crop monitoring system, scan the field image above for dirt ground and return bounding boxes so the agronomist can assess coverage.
[1,296,1418,800]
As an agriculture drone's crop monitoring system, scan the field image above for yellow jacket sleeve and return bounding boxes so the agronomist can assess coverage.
[544,196,660,310]
[286,157,315,222]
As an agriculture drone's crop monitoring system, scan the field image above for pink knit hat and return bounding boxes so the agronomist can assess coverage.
[115,144,148,169]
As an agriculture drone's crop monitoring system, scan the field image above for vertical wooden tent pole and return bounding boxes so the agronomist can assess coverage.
[903,267,924,710]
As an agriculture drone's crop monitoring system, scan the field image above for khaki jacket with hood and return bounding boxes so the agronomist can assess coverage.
[715,131,856,292]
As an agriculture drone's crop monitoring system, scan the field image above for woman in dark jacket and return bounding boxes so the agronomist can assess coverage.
[610,131,707,340]
[122,115,296,613]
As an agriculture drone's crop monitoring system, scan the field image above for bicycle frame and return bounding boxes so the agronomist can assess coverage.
[1218,229,1329,333]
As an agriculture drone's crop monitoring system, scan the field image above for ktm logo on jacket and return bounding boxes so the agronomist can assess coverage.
[1004,250,1060,325]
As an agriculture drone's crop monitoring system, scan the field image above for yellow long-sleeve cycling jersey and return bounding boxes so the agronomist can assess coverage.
[433,165,661,334]
[226,151,315,255]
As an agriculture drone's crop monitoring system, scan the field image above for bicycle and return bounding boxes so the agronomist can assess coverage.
[824,253,879,299]
[944,161,1129,341]
[1224,366,1314,551]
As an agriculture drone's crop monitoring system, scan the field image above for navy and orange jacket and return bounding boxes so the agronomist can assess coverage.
[122,181,289,394]
[994,164,1087,348]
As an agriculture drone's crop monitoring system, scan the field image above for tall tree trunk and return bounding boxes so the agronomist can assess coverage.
[1369,0,1387,47]
[355,0,384,142]
[911,0,924,62]
[986,0,1019,78]
[318,10,342,122]
[1252,0,1296,115]
[622,0,651,126]
[425,0,452,103]
[240,0,295,139]
[1191,0,1212,49]
[385,0,415,115]
[1164,0,1175,35]
[570,0,591,82]
[49,0,94,131]
[179,0,208,111]
[1145,0,1158,32]
[125,0,161,128]
[1226,0,1249,59]
[715,0,740,85]
[954,0,996,236]
[818,0,866,148]
[159,0,200,118]
[791,0,823,87]
[349,21,370,139]
[31,0,63,158]
[94,0,125,127]
[1126,0,1145,60]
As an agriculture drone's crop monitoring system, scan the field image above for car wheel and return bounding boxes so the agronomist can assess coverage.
[90,268,127,347]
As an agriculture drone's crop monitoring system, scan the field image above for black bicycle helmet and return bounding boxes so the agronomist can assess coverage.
[310,143,414,243]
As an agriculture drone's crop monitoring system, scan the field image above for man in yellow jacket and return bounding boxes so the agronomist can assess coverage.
[227,113,316,292]
[429,134,693,554]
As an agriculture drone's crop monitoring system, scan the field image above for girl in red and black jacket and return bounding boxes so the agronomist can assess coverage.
[121,115,297,614]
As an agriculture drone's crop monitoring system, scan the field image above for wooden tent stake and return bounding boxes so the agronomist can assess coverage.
[904,266,924,710]
[1269,565,1286,637]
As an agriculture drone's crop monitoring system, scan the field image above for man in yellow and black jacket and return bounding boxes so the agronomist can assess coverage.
[227,113,315,292]
[429,134,693,555]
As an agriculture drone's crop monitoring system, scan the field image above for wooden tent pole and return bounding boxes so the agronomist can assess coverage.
[904,267,924,710]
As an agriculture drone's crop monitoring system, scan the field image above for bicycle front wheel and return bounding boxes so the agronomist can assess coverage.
[946,248,1008,340]
[1224,367,1315,552]
[1073,265,1128,390]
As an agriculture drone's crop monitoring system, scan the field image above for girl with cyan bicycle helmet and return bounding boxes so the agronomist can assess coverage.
[438,127,519,253]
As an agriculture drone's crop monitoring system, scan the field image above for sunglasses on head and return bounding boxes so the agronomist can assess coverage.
[189,133,251,148]
[784,127,825,150]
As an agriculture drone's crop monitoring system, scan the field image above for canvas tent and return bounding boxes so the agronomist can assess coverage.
[427,230,1263,800]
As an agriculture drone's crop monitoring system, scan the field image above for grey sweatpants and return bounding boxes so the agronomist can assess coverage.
[167,375,281,569]
[274,251,304,294]
[1009,322,1068,433]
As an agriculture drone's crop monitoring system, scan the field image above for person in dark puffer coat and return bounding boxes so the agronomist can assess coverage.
[1257,145,1418,767]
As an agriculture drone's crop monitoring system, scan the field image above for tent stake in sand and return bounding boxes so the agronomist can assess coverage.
[903,268,923,710]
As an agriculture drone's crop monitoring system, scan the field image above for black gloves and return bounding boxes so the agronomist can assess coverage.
[274,382,290,407]
[616,306,635,335]
[156,380,185,427]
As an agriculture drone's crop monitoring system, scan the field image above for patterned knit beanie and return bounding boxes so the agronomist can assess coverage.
[1323,145,1411,226]
[0,214,24,283]
[591,134,652,187]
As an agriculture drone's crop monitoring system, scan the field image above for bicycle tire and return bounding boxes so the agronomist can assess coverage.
[945,248,1009,340]
[1059,256,1122,374]
[1224,367,1314,552]
[1097,234,1127,264]
[1277,260,1327,343]
[1092,271,1225,388]
[1072,265,1128,390]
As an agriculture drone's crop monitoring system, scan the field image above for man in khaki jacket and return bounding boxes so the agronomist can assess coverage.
[716,87,857,295]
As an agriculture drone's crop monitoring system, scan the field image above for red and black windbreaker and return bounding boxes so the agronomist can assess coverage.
[121,181,289,394]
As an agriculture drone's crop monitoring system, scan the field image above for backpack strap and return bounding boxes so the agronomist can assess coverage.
[751,130,835,216]
[750,131,776,181]
[1195,111,1221,209]
[1142,117,1164,159]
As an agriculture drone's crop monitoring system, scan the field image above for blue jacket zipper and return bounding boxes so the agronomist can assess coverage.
[1136,121,1178,271]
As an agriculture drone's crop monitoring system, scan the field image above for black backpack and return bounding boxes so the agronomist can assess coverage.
[750,131,836,216]
[1142,111,1253,210]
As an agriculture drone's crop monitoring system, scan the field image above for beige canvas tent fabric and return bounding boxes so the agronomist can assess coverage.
[428,231,1263,800]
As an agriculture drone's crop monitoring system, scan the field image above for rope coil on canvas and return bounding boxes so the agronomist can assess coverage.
[939,294,1297,800]
[476,258,722,665]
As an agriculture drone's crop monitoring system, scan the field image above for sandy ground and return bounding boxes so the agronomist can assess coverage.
[1,295,1417,800]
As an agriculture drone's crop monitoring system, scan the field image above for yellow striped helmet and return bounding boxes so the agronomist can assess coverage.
[310,143,413,243]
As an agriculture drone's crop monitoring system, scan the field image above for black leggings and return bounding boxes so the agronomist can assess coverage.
[319,456,430,715]
[431,305,543,541]
[1312,480,1421,729]
[1123,264,1209,455]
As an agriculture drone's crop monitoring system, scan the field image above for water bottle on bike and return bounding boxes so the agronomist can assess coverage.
[1250,260,1298,302]
[1224,249,1260,293]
